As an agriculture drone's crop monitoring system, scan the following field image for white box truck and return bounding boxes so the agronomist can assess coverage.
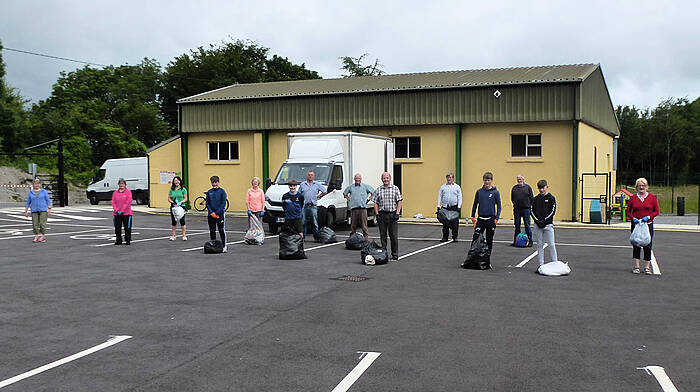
[263,132,393,233]
[86,157,149,205]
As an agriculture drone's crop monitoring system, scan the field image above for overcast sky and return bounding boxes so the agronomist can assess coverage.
[1,0,698,109]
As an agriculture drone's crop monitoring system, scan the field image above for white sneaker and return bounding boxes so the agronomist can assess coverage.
[222,246,227,253]
[169,236,176,241]
[182,236,188,241]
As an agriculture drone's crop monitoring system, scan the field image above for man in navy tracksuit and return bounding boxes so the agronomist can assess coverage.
[470,172,502,252]
[205,175,228,252]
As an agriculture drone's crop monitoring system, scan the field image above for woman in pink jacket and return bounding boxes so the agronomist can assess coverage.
[246,177,266,228]
[112,178,133,245]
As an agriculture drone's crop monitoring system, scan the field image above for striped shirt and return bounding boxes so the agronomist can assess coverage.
[373,185,402,212]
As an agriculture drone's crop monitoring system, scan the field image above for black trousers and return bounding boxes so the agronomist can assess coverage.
[208,215,226,243]
[378,211,399,257]
[441,205,460,240]
[472,217,496,252]
[631,221,654,261]
[114,214,132,244]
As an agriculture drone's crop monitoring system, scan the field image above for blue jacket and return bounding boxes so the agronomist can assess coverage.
[282,191,304,219]
[471,186,502,220]
[26,188,52,213]
[206,187,227,216]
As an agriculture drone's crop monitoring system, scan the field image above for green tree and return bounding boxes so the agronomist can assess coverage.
[160,39,320,128]
[0,39,29,153]
[339,53,384,77]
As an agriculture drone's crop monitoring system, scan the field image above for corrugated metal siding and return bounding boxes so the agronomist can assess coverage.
[181,84,576,132]
[580,68,620,135]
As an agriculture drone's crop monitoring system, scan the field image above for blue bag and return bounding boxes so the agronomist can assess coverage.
[515,232,529,247]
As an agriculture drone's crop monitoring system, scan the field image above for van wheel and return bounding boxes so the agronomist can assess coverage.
[268,223,279,234]
[89,195,99,205]
[135,192,148,205]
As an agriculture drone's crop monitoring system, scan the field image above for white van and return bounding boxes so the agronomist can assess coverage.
[263,132,393,233]
[86,157,149,205]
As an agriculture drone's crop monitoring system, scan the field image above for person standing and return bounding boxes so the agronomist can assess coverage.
[282,180,304,236]
[531,179,559,266]
[470,172,502,252]
[511,174,534,247]
[246,177,266,227]
[343,173,374,239]
[24,178,52,243]
[205,175,228,252]
[437,172,462,242]
[373,172,402,260]
[299,170,327,238]
[625,177,659,275]
[168,176,188,241]
[111,178,133,245]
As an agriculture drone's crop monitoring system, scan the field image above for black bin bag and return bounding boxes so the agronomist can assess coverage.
[315,227,337,244]
[437,208,460,226]
[204,240,224,254]
[345,232,366,250]
[360,241,389,265]
[461,231,491,270]
[279,229,307,260]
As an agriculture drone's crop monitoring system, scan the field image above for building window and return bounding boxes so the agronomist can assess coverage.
[208,141,239,161]
[511,134,541,157]
[394,137,421,159]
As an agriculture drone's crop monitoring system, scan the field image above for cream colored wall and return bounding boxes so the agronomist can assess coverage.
[187,131,258,212]
[147,138,181,208]
[461,122,573,221]
[577,121,616,221]
[364,126,456,218]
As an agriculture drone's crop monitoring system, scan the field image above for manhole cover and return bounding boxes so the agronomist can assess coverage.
[332,275,370,282]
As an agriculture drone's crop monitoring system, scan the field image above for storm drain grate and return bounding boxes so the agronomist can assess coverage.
[332,275,371,282]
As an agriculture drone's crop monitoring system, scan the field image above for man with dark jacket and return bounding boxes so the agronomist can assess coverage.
[470,172,502,252]
[205,175,228,252]
[530,179,558,266]
[511,174,534,246]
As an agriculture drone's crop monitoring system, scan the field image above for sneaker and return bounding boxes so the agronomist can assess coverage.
[125,242,131,245]
[169,236,176,241]
[222,247,228,253]
[632,267,640,274]
[391,255,398,261]
[38,236,46,242]
[440,238,449,243]
[452,237,458,242]
[114,242,122,245]
[182,236,188,241]
[32,237,39,243]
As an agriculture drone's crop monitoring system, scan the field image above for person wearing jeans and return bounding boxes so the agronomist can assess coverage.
[511,174,534,246]
[299,170,327,238]
[373,172,402,260]
[24,178,52,243]
[531,179,558,266]
[205,175,228,252]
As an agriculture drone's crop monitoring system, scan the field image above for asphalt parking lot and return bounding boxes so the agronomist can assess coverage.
[1,206,698,391]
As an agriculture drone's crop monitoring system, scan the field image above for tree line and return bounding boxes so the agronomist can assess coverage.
[1,37,697,186]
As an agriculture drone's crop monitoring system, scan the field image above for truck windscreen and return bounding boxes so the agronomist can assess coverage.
[274,164,331,185]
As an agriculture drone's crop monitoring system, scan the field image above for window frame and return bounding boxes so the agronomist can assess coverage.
[207,141,240,161]
[510,133,542,158]
[393,136,421,159]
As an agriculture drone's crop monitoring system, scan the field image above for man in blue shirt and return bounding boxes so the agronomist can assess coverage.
[343,173,374,238]
[299,170,327,238]
[205,175,228,252]
[470,172,502,253]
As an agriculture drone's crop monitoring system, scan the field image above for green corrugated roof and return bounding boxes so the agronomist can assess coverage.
[178,63,599,103]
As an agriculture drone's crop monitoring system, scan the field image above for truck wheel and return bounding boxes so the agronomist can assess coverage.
[135,192,148,205]
[89,195,99,205]
[368,211,377,227]
[268,222,279,234]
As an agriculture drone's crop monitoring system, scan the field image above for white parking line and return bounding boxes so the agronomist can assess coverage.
[94,231,210,247]
[0,228,112,241]
[179,235,280,252]
[398,240,453,260]
[650,251,661,275]
[305,242,344,251]
[0,335,132,389]
[515,243,548,268]
[331,352,381,392]
[637,366,678,392]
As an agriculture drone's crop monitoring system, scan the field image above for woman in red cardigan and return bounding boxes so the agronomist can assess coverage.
[625,178,659,274]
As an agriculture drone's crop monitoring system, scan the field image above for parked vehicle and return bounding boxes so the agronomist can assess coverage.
[86,157,149,205]
[263,132,393,233]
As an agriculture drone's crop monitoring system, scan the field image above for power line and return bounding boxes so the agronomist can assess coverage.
[2,46,108,67]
